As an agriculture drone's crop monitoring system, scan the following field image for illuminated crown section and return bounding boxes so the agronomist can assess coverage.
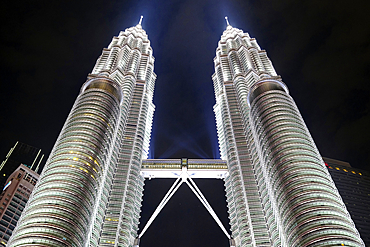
[91,24,156,96]
[212,25,279,160]
[212,25,277,98]
[92,24,152,75]
[91,23,156,159]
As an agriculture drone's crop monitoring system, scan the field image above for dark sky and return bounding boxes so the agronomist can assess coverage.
[1,0,369,246]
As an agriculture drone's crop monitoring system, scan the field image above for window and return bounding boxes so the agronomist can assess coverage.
[0,220,8,227]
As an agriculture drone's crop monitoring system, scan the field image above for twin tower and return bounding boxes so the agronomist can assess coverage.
[7,19,365,247]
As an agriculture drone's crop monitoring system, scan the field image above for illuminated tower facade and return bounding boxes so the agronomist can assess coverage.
[8,19,156,247]
[212,19,365,247]
[5,17,366,247]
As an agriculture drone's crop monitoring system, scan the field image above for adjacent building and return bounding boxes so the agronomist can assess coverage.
[324,157,370,246]
[0,164,39,246]
[0,142,43,188]
[0,142,42,246]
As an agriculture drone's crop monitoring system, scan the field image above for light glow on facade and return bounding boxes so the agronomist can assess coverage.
[6,18,366,247]
[212,20,364,247]
[8,21,156,247]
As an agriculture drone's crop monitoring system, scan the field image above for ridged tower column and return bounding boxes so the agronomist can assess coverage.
[212,18,364,247]
[7,78,123,247]
[8,18,156,247]
[213,20,279,247]
[248,79,364,247]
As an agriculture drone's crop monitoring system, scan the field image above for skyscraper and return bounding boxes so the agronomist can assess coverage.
[323,157,370,246]
[7,17,366,247]
[0,142,44,188]
[8,18,156,247]
[0,142,43,245]
[212,18,364,246]
[0,164,39,246]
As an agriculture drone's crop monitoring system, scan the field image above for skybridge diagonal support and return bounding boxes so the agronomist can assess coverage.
[138,177,183,238]
[137,163,232,246]
[185,177,231,239]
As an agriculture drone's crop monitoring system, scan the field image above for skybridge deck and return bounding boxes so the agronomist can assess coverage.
[141,158,228,179]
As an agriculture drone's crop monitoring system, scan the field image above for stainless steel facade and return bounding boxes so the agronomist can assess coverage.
[213,23,365,246]
[8,22,156,247]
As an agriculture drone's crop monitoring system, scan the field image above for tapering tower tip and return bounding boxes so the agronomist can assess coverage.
[225,16,230,26]
[139,16,143,25]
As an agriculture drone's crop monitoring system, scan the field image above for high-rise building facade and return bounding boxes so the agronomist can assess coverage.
[212,20,364,246]
[323,158,370,246]
[0,142,44,188]
[0,164,39,246]
[7,18,366,247]
[8,19,156,247]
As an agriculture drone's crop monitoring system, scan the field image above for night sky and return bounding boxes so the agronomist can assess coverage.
[1,0,369,246]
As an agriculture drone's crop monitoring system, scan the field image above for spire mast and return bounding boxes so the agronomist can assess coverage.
[139,15,143,25]
[225,16,230,26]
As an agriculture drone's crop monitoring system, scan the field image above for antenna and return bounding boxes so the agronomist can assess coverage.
[139,15,143,25]
[225,16,230,26]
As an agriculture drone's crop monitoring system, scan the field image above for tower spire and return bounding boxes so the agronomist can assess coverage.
[139,15,143,25]
[225,16,230,26]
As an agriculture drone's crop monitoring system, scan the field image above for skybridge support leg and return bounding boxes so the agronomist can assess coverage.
[185,177,230,240]
[229,238,236,247]
[138,177,183,239]
[137,168,230,243]
[133,238,140,247]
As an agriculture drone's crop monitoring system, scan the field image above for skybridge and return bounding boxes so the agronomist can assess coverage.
[137,158,235,247]
[141,158,229,179]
